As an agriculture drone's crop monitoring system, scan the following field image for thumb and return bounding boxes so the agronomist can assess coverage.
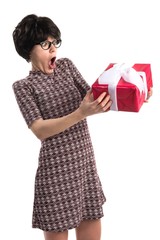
[85,89,94,101]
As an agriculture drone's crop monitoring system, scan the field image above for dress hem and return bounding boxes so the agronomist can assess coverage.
[32,214,104,232]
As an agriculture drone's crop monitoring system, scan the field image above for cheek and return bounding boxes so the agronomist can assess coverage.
[31,50,48,65]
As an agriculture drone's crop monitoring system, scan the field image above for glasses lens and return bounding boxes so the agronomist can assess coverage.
[54,39,62,48]
[41,41,50,50]
[40,41,50,50]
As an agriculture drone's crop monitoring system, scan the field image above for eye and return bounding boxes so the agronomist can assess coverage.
[41,41,49,49]
[54,39,62,48]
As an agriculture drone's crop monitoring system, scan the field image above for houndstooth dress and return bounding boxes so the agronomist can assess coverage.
[12,58,106,232]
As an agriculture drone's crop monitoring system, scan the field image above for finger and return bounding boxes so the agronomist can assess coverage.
[100,94,111,107]
[87,88,92,94]
[85,89,92,97]
[84,89,93,101]
[101,100,112,111]
[95,92,107,104]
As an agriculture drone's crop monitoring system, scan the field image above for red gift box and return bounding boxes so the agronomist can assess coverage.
[92,63,153,112]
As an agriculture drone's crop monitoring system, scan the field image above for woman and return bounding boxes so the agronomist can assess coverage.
[12,14,112,240]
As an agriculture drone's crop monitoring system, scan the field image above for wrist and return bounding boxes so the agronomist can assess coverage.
[75,107,86,121]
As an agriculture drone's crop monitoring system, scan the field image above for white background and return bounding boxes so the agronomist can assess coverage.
[0,0,160,239]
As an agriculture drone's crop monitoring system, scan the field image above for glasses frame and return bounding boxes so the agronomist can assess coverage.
[37,39,62,50]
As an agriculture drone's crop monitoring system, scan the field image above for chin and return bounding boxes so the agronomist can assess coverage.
[45,68,54,75]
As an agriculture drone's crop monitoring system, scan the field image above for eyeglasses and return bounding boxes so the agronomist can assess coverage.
[37,39,62,50]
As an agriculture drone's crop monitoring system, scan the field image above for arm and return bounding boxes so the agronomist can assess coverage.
[66,58,90,98]
[30,90,111,140]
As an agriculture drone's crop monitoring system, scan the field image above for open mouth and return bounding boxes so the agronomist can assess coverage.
[49,57,56,68]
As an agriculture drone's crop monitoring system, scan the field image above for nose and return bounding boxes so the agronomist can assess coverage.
[50,43,56,52]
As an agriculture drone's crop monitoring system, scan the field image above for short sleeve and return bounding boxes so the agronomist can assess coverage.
[12,80,42,127]
[66,58,90,99]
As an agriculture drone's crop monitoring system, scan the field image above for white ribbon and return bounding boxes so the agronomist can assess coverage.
[98,63,148,111]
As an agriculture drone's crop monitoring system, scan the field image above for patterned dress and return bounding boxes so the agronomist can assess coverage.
[12,58,106,232]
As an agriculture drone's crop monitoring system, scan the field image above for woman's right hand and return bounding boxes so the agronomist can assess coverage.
[78,89,112,118]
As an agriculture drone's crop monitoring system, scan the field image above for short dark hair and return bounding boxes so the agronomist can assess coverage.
[12,14,61,62]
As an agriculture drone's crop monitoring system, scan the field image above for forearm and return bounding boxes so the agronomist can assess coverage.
[30,90,112,140]
[30,108,85,140]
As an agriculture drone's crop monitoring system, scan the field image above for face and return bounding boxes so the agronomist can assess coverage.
[30,36,58,75]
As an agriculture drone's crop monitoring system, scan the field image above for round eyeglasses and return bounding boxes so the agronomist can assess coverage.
[37,39,62,50]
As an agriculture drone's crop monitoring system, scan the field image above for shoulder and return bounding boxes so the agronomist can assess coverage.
[56,57,75,68]
[12,76,32,93]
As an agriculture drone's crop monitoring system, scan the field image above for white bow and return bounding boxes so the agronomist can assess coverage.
[98,63,148,111]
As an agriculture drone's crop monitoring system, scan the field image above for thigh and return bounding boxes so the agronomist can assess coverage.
[75,219,101,240]
[43,230,68,240]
